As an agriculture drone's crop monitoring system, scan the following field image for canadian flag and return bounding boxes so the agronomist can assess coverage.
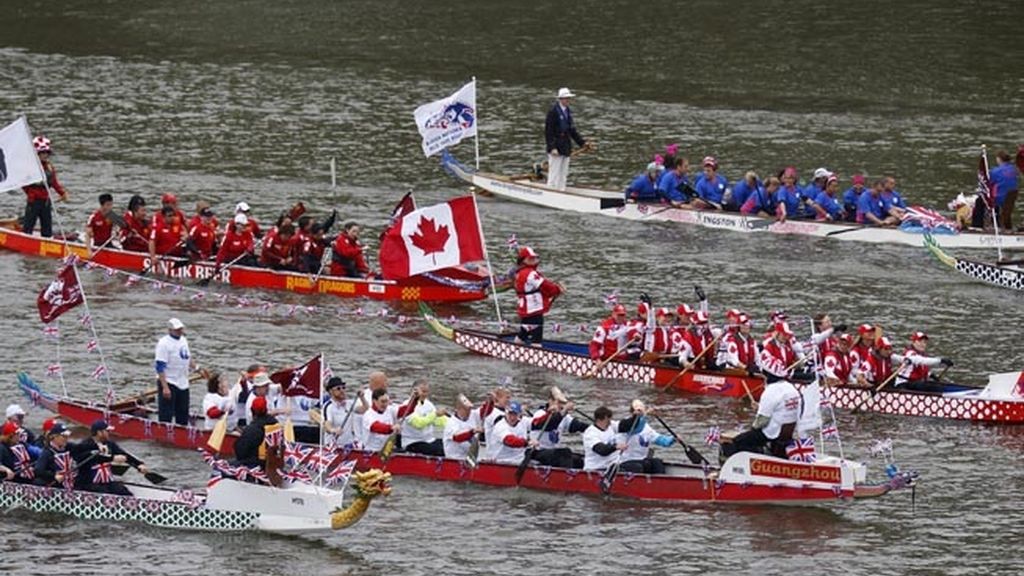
[37,263,85,323]
[378,196,485,279]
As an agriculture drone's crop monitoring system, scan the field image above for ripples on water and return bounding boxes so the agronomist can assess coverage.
[2,1,1023,574]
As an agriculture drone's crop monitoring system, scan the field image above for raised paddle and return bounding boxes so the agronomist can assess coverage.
[662,331,724,390]
[584,335,640,379]
[198,251,250,287]
[651,413,709,466]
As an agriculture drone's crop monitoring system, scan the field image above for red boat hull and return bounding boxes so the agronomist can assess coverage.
[0,227,489,302]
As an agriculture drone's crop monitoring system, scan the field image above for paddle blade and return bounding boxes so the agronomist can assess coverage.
[466,436,480,469]
[206,414,229,453]
[144,471,168,485]
[600,198,626,210]
[379,432,398,462]
[684,445,708,466]
[284,418,296,443]
[514,448,533,485]
[600,463,618,494]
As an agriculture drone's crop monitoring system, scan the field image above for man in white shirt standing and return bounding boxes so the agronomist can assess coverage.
[155,317,196,425]
[720,380,803,461]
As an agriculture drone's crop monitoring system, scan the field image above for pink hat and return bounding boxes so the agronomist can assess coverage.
[653,154,665,166]
[852,174,866,186]
[701,156,718,170]
[782,166,798,179]
[666,143,680,156]
[826,174,839,186]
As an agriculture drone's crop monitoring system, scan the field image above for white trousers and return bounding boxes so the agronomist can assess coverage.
[546,154,570,191]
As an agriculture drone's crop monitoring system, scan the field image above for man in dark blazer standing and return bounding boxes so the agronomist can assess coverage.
[544,88,591,191]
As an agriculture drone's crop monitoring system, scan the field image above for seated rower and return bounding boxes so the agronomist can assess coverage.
[400,380,447,457]
[822,333,856,387]
[740,176,781,217]
[729,171,761,212]
[259,222,297,270]
[720,379,802,461]
[233,202,263,239]
[582,406,622,472]
[202,372,234,431]
[589,304,630,361]
[120,195,151,253]
[528,387,586,469]
[625,162,661,203]
[616,400,673,474]
[362,388,416,453]
[759,321,805,383]
[245,372,284,424]
[719,313,759,374]
[623,299,652,361]
[233,397,277,468]
[188,201,219,232]
[71,420,147,496]
[32,423,76,489]
[691,156,728,210]
[861,337,899,389]
[0,422,36,484]
[149,205,186,263]
[679,311,717,371]
[814,175,846,221]
[443,394,481,460]
[216,213,258,268]
[490,401,535,465]
[324,376,365,449]
[154,193,186,230]
[330,221,371,278]
[298,223,328,274]
[478,386,512,462]
[657,158,693,206]
[850,324,876,370]
[881,176,908,220]
[842,174,867,221]
[643,307,682,364]
[5,404,36,447]
[895,332,953,392]
[85,193,118,256]
[187,207,219,260]
[857,181,900,227]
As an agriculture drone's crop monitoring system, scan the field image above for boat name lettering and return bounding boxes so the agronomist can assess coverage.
[749,459,841,483]
[39,241,63,257]
[487,179,542,196]
[319,280,356,294]
[698,214,744,229]
[692,374,726,385]
[286,276,313,291]
[0,232,6,245]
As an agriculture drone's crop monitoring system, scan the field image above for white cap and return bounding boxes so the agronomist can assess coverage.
[630,399,646,413]
[557,87,576,99]
[168,317,185,330]
[235,201,251,213]
[234,213,248,225]
[5,404,26,418]
[252,372,272,387]
[813,168,832,180]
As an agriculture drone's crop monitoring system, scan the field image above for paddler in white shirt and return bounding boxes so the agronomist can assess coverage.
[323,376,366,449]
[527,386,587,468]
[491,402,535,465]
[583,406,624,471]
[400,380,448,457]
[155,317,197,426]
[353,371,389,448]
[479,386,512,462]
[443,394,481,460]
[244,372,284,424]
[721,380,803,461]
[616,400,674,474]
[362,388,416,453]
[201,373,234,431]
[228,364,264,430]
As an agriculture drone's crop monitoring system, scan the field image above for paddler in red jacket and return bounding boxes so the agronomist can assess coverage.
[187,207,218,260]
[330,221,371,278]
[720,313,759,374]
[514,246,564,346]
[850,324,876,370]
[149,205,186,263]
[259,222,297,270]
[894,331,952,391]
[589,304,629,360]
[120,195,150,252]
[216,213,257,267]
[21,136,69,238]
[759,321,803,383]
[643,307,680,363]
[84,193,116,257]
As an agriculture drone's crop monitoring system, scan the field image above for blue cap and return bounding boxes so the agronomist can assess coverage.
[90,419,113,434]
[507,401,523,415]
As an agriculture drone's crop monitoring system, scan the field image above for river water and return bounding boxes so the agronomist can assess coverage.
[2,1,1022,574]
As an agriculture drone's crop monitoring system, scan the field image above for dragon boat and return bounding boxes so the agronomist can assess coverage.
[440,153,1024,250]
[17,375,910,505]
[0,225,496,303]
[924,233,1024,291]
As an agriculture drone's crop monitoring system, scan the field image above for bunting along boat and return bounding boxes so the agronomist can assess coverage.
[924,233,1024,291]
[0,463,391,534]
[440,153,1024,250]
[419,304,767,399]
[0,225,496,303]
[17,374,911,505]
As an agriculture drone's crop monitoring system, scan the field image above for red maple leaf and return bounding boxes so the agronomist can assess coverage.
[410,216,450,264]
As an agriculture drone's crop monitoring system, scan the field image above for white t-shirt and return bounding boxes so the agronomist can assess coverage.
[443,414,476,460]
[201,392,233,430]
[245,385,282,423]
[529,408,576,449]
[619,421,661,462]
[154,334,191,390]
[482,406,507,462]
[401,398,441,447]
[352,388,373,447]
[756,381,802,440]
[362,405,399,452]
[491,417,531,465]
[583,422,620,471]
[325,398,359,448]
[285,395,319,426]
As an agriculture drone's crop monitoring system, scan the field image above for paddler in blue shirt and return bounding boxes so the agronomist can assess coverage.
[775,167,803,222]
[740,176,780,217]
[842,174,868,220]
[625,162,662,202]
[691,156,728,210]
[814,175,846,221]
[729,171,761,212]
[857,180,899,226]
[881,176,908,219]
[656,157,692,206]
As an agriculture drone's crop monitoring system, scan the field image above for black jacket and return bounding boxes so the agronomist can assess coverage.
[544,103,585,156]
[233,415,278,467]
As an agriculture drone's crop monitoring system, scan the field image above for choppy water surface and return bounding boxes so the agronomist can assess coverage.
[1,1,1022,574]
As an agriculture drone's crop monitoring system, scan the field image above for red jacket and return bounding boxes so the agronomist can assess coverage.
[589,317,627,360]
[329,234,369,277]
[259,229,295,268]
[150,220,184,255]
[188,222,218,259]
[515,265,562,318]
[87,209,114,248]
[120,210,150,252]
[216,224,255,266]
[22,159,66,202]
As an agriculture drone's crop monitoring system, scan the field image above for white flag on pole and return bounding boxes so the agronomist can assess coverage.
[0,117,45,194]
[413,80,478,158]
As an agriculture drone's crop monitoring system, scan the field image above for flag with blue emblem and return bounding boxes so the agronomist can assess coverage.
[414,80,477,157]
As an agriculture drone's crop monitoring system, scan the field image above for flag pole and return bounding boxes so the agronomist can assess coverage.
[54,318,68,398]
[981,145,1004,262]
[471,193,503,326]
[69,262,114,393]
[472,76,480,170]
[319,351,325,488]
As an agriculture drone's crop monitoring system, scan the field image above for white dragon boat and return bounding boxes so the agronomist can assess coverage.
[925,233,1024,291]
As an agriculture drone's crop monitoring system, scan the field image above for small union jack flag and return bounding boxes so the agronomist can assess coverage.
[92,364,108,380]
[552,323,562,333]
[190,291,205,301]
[637,204,649,214]
[378,308,389,317]
[264,428,283,449]
[821,425,839,440]
[604,291,619,307]
[55,452,75,490]
[321,362,334,381]
[46,363,63,377]
[125,276,139,287]
[86,339,99,352]
[92,462,113,484]
[281,468,312,483]
[104,387,116,406]
[354,307,364,316]
[506,233,519,251]
[786,437,817,463]
[704,426,721,446]
[42,325,59,338]
[79,314,92,327]
[287,305,298,317]
[104,266,117,277]
[325,459,357,487]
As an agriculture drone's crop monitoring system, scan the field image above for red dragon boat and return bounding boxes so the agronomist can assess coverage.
[420,304,767,399]
[0,226,496,303]
[17,374,912,505]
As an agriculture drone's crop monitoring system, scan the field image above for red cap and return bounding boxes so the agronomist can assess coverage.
[838,333,853,345]
[655,307,674,318]
[251,396,268,415]
[637,302,649,316]
[611,304,626,315]
[775,321,794,337]
[161,193,178,204]
[877,336,893,350]
[701,156,718,170]
[677,304,693,317]
[852,174,866,186]
[910,331,928,342]
[857,323,874,335]
[1,421,19,437]
[42,418,58,433]
[692,311,709,324]
[738,313,750,325]
[518,246,539,261]
[726,308,741,320]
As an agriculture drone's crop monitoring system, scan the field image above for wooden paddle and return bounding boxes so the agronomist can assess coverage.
[600,413,642,495]
[380,390,420,463]
[851,359,908,414]
[662,331,724,390]
[651,413,708,466]
[514,408,557,485]
[584,335,639,379]
[198,251,250,287]
[206,413,230,454]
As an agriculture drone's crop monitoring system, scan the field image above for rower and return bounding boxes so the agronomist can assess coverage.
[740,175,781,217]
[774,167,802,222]
[811,313,847,361]
[691,156,728,210]
[720,379,802,461]
[589,304,630,361]
[582,406,622,472]
[720,313,759,374]
[353,371,389,447]
[679,311,716,370]
[490,401,534,465]
[814,175,846,221]
[71,419,148,496]
[759,321,804,383]
[862,337,898,389]
[149,205,186,263]
[857,181,899,227]
[443,394,480,460]
[514,246,564,347]
[881,176,908,220]
[245,372,284,424]
[400,380,447,457]
[229,364,265,430]
[120,195,150,253]
[298,223,328,273]
[202,372,234,431]
[479,386,511,462]
[624,162,661,202]
[215,213,257,268]
[657,157,693,206]
[85,193,117,256]
[362,387,416,452]
[728,171,762,212]
[804,167,832,207]
[329,221,371,278]
[32,423,75,488]
[5,404,35,447]
[850,324,875,372]
[187,206,218,260]
[259,222,297,270]
[895,332,953,392]
[154,193,187,230]
[234,202,263,238]
[842,174,867,220]
[643,307,681,364]
[616,400,673,474]
[528,387,586,469]
[0,422,36,484]
[234,397,277,468]
[323,377,365,449]
[822,333,856,387]
[624,299,652,360]
[188,200,219,232]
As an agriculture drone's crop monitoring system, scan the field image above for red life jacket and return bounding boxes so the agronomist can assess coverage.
[87,209,114,247]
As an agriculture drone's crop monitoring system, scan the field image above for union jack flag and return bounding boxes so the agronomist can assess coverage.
[264,428,283,449]
[506,233,519,252]
[603,291,619,307]
[11,445,34,479]
[1014,371,1024,398]
[637,203,649,214]
[92,364,108,380]
[977,149,997,209]
[104,387,115,407]
[260,301,273,312]
[79,314,92,327]
[281,468,312,483]
[321,362,334,381]
[821,425,839,440]
[704,426,721,446]
[171,284,182,294]
[151,281,164,291]
[92,462,113,483]
[354,307,364,316]
[86,339,99,352]
[325,459,357,487]
[125,276,139,287]
[104,266,116,277]
[55,452,76,490]
[287,305,298,317]
[283,442,313,470]
[42,325,59,338]
[305,448,335,471]
[46,363,63,377]
[786,437,817,463]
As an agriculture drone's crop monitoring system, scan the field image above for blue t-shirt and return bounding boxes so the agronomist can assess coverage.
[625,173,659,202]
[694,173,728,204]
[775,184,802,217]
[731,178,762,210]
[842,187,863,210]
[657,170,690,203]
[857,190,886,223]
[990,163,1020,204]
[814,191,844,220]
[881,190,907,212]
